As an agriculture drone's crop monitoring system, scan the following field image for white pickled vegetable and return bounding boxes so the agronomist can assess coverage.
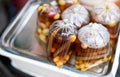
[91,2,120,27]
[78,23,110,48]
[62,4,90,28]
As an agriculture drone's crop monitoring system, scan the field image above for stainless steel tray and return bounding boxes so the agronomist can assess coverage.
[1,0,120,77]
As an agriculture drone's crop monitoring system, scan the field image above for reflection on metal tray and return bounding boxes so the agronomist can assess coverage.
[1,0,120,77]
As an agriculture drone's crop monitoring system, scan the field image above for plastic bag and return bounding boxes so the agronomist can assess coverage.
[36,1,61,43]
[62,4,90,29]
[91,2,120,49]
[75,23,111,73]
[47,19,76,67]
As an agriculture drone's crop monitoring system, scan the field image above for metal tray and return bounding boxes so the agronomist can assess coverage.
[1,0,120,77]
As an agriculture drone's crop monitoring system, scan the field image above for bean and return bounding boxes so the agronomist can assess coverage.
[54,13,60,20]
[42,28,49,36]
[58,0,65,6]
[53,56,60,63]
[81,43,88,49]
[109,22,117,27]
[69,35,76,42]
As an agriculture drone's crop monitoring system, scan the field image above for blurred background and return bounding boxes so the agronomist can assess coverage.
[0,0,120,77]
[0,0,33,77]
[0,0,27,35]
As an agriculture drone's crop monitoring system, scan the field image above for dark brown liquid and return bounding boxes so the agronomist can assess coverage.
[75,37,111,71]
[75,38,110,62]
[37,11,55,28]
[36,4,61,43]
[47,27,75,66]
